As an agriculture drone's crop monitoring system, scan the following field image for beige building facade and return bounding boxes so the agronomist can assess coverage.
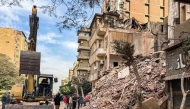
[0,27,28,68]
[77,27,91,81]
[102,0,168,23]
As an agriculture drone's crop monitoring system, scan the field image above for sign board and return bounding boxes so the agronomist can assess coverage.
[19,51,41,75]
[164,42,190,80]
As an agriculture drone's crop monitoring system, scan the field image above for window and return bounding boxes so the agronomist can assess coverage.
[161,25,164,32]
[88,52,91,56]
[6,41,9,43]
[160,7,164,17]
[99,40,102,48]
[113,62,118,67]
[124,1,130,11]
[145,4,149,15]
[182,5,186,23]
[105,37,108,49]
[160,0,164,6]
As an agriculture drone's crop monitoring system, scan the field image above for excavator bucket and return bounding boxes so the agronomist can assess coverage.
[19,51,41,75]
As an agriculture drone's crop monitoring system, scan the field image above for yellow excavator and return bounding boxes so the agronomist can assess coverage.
[10,5,58,105]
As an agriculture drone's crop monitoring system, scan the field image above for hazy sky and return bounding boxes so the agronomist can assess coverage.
[0,0,100,93]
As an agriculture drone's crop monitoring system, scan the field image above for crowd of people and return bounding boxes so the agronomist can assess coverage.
[1,92,10,109]
[54,93,90,109]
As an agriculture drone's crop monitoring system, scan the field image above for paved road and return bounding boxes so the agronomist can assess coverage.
[0,101,65,109]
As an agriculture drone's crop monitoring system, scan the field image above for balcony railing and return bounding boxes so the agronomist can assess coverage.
[77,67,90,71]
[97,27,106,36]
[77,55,90,61]
[78,36,88,43]
[77,45,90,52]
[96,48,106,56]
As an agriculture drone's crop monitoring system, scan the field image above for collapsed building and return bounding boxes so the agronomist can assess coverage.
[88,12,168,89]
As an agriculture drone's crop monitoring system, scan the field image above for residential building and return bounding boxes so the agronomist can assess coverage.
[168,0,190,43]
[69,68,74,81]
[71,61,78,78]
[88,12,165,88]
[61,77,69,86]
[69,62,78,80]
[0,27,28,68]
[77,27,91,81]
[102,0,168,23]
[164,1,190,108]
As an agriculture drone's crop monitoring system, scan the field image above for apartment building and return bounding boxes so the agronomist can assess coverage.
[168,0,190,43]
[69,62,78,80]
[69,68,74,81]
[102,0,168,23]
[0,27,28,68]
[88,12,159,87]
[77,27,91,80]
[61,77,69,86]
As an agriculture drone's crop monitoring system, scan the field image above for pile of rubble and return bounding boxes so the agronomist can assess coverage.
[81,53,167,109]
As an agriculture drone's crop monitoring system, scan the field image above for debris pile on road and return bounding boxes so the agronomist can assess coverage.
[81,52,167,109]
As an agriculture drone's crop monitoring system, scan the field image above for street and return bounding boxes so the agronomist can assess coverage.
[0,101,65,109]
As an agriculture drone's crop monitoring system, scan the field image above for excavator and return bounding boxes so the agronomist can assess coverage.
[10,5,58,106]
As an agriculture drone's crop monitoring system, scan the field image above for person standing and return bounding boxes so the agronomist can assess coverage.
[1,92,7,109]
[54,93,62,109]
[66,96,69,108]
[72,94,78,109]
[69,95,73,109]
[63,96,68,109]
[6,92,10,104]
[84,96,90,106]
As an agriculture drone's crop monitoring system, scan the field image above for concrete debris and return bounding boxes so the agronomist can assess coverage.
[81,53,167,109]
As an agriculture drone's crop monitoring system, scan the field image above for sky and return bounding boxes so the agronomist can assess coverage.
[0,0,100,93]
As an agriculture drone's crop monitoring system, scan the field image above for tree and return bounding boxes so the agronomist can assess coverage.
[112,40,142,108]
[59,81,76,95]
[82,80,92,95]
[71,76,85,97]
[179,39,190,109]
[0,0,101,30]
[0,53,24,90]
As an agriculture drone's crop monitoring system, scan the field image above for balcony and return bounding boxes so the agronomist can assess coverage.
[77,67,90,71]
[88,71,98,82]
[96,48,106,56]
[97,27,106,36]
[77,45,90,52]
[77,54,90,61]
[78,36,88,43]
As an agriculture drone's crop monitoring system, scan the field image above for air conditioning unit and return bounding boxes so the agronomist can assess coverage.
[80,41,83,44]
[100,60,104,64]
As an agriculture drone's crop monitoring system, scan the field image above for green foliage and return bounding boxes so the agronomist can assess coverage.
[71,76,81,86]
[182,39,190,56]
[112,40,135,66]
[59,81,76,95]
[82,80,92,95]
[0,53,24,90]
